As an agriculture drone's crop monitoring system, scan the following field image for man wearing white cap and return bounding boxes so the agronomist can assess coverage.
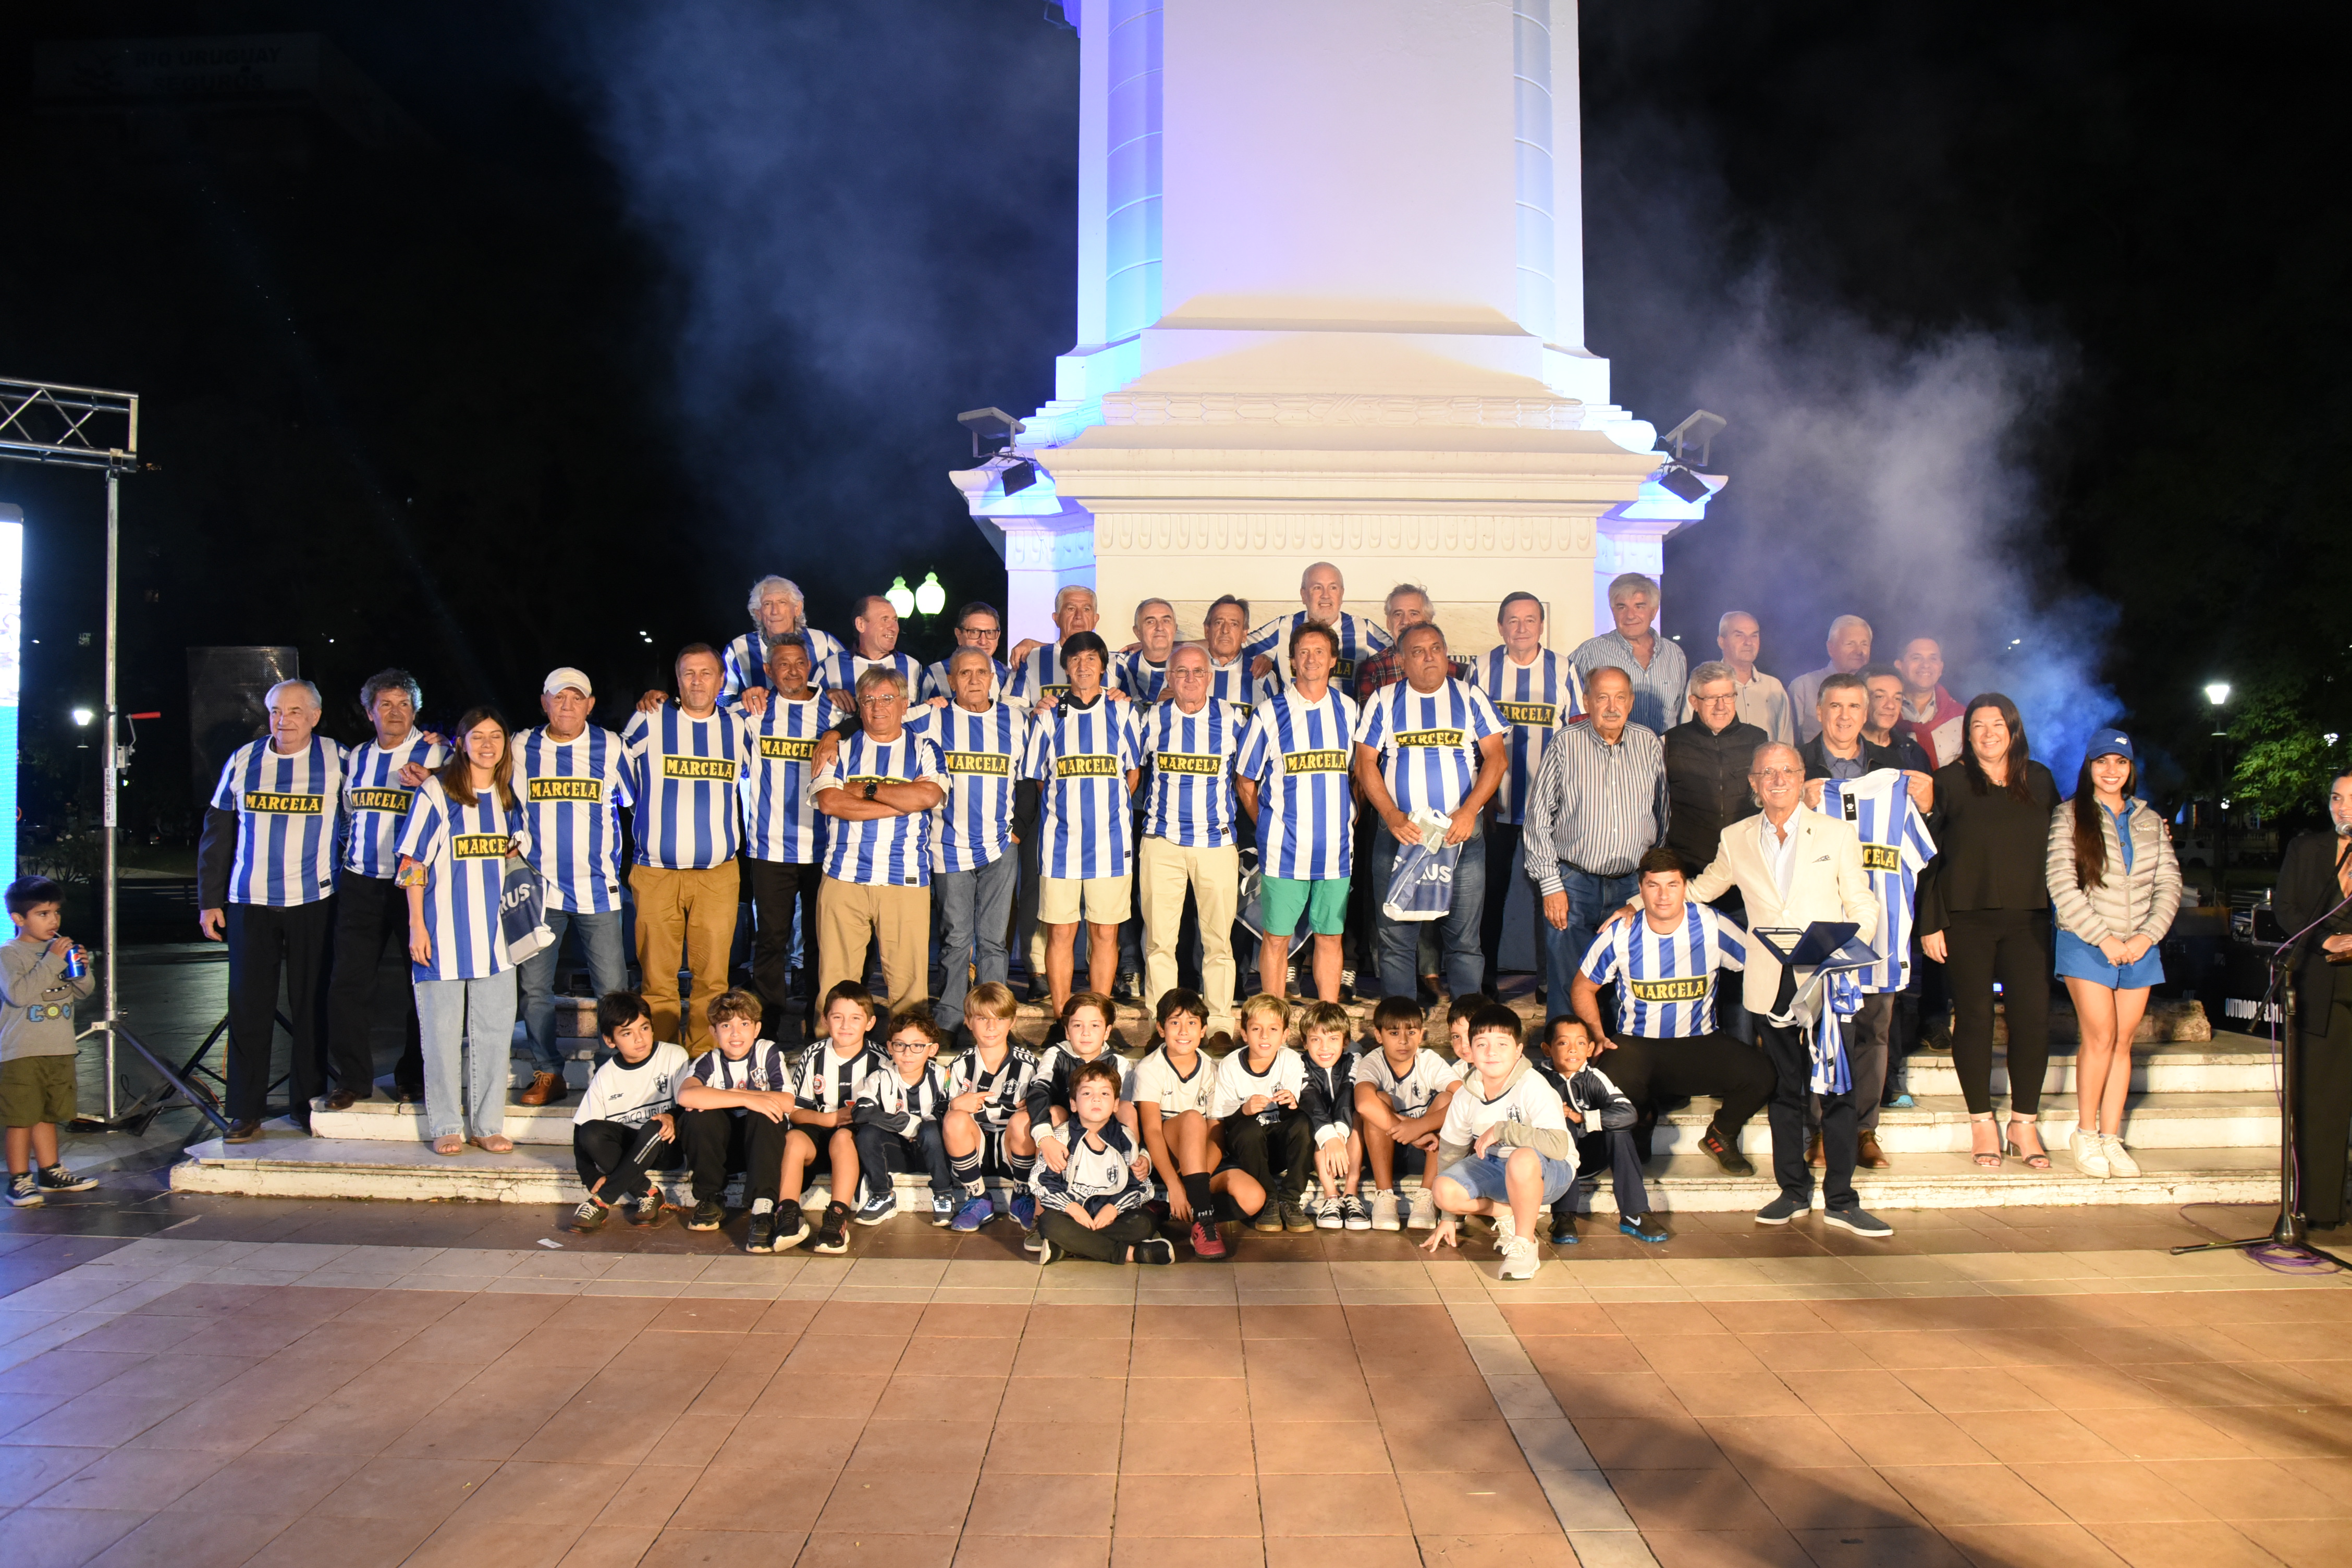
[511,667,634,1105]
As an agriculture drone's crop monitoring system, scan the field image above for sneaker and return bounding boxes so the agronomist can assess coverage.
[773,1198,811,1251]
[35,1165,97,1194]
[1754,1193,1808,1226]
[812,1200,853,1254]
[1405,1187,1437,1230]
[1883,1092,1916,1109]
[624,1194,662,1227]
[1189,1216,1229,1260]
[1492,1211,1517,1253]
[931,1192,959,1227]
[1280,1197,1315,1233]
[1035,1234,1065,1265]
[570,1198,605,1231]
[2071,1127,2110,1179]
[1314,1194,1344,1230]
[1548,1203,1578,1246]
[1135,1237,1176,1265]
[1699,1125,1756,1178]
[1823,1206,1894,1238]
[1619,1214,1669,1244]
[746,1209,778,1253]
[1498,1235,1541,1281]
[1338,1194,1371,1231]
[951,1195,995,1232]
[854,1189,898,1226]
[1008,1194,1037,1231]
[1023,1226,1047,1254]
[1370,1190,1402,1232]
[2101,1134,2140,1178]
[1252,1203,1284,1234]
[685,1198,725,1232]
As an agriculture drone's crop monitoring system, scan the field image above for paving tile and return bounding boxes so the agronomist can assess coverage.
[963,1471,1117,1535]
[952,1535,1110,1568]
[2233,1516,2352,1568]
[1637,1526,1814,1566]
[983,1420,1123,1475]
[1572,1414,1729,1469]
[24,1444,230,1511]
[591,1462,699,1528]
[2083,1520,2292,1568]
[5,1392,191,1449]
[313,1453,503,1522]
[640,1526,807,1564]
[2141,1456,2348,1519]
[1604,1465,1779,1531]
[1262,1537,1424,1568]
[1539,1370,1687,1418]
[796,1533,962,1568]
[242,1511,439,1567]
[817,1467,978,1534]
[1372,1417,1522,1474]
[1695,1413,1865,1474]
[874,1375,1011,1423]
[1817,1411,1995,1467]
[1107,1537,1263,1568]
[2008,1460,2216,1522]
[1112,1472,1260,1535]
[82,1509,298,1568]
[1787,1525,1971,1567]
[1259,1471,1411,1535]
[2,1504,151,1568]
[1362,1375,1499,1424]
[1744,1463,1925,1530]
[1414,1536,1582,1568]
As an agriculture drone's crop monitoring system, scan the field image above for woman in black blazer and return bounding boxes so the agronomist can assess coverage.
[1919,694,2062,1169]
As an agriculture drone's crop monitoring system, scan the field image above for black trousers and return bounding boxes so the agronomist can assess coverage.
[1040,1201,1158,1263]
[678,1107,791,1205]
[574,1117,682,1201]
[1222,1108,1314,1207]
[851,1118,958,1200]
[2298,995,2352,1228]
[326,870,421,1097]
[1758,1020,1857,1211]
[1570,1126,1652,1221]
[225,900,335,1126]
[1479,821,1524,994]
[1601,1030,1775,1140]
[1943,909,2053,1116]
[746,856,821,1025]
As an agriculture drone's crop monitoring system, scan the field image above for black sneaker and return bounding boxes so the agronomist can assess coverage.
[571,1198,607,1232]
[1699,1125,1755,1178]
[36,1166,97,1193]
[1548,1202,1578,1247]
[685,1198,725,1232]
[1823,1206,1894,1238]
[7,1172,43,1208]
[1754,1193,1807,1226]
[745,1209,778,1253]
[812,1200,852,1254]
[1134,1237,1175,1265]
[1279,1198,1315,1233]
[772,1199,811,1251]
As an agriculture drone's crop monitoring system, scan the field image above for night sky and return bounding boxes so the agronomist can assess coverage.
[2,2,2344,840]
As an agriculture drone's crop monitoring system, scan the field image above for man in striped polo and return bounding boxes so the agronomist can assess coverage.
[1137,644,1246,1037]
[326,669,444,1111]
[1201,595,1258,721]
[1236,624,1360,1003]
[819,595,923,715]
[722,574,844,701]
[1244,561,1391,693]
[621,645,753,1050]
[924,647,1027,1035]
[1114,597,1178,702]
[511,667,634,1105]
[812,668,948,1016]
[1022,631,1143,1012]
[920,601,1008,706]
[1353,624,1509,1004]
[1005,584,1101,710]
[740,637,830,1039]
[197,679,349,1140]
[1469,591,1585,1002]
[1569,846,1772,1177]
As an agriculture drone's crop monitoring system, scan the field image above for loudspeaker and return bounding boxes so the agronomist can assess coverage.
[186,646,299,799]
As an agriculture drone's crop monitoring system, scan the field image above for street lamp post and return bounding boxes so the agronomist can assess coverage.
[2205,682,2231,904]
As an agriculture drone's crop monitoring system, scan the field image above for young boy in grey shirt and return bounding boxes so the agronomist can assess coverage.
[3,876,99,1206]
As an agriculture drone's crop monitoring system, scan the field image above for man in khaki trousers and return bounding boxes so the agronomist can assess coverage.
[1136,645,1247,1040]
[810,668,947,1017]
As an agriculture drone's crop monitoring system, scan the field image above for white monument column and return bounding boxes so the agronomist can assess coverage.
[953,0,1718,646]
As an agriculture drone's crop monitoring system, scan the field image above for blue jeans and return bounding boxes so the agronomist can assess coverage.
[1541,866,1638,1021]
[516,908,629,1073]
[1368,824,1487,1002]
[415,971,517,1141]
[934,851,1020,1032]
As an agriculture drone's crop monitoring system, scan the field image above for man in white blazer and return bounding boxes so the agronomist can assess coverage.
[1681,741,1891,1236]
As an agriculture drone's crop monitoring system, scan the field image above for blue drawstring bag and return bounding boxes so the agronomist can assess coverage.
[500,852,555,965]
[1382,839,1460,922]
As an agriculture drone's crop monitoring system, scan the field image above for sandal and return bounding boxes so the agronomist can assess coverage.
[1968,1114,2002,1169]
[469,1134,515,1155]
[432,1134,466,1157]
[2005,1117,2052,1170]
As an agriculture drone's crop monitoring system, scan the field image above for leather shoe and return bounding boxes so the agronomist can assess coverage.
[1858,1130,1891,1169]
[324,1090,360,1112]
[516,1071,565,1107]
[224,1120,263,1144]
[1806,1132,1825,1169]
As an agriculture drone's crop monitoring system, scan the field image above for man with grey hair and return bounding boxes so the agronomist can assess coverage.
[1007,583,1103,712]
[326,669,445,1110]
[198,678,350,1140]
[1244,560,1391,691]
[723,575,845,699]
[1569,571,1687,734]
[1115,597,1179,702]
[1680,611,1793,744]
[1788,615,1874,743]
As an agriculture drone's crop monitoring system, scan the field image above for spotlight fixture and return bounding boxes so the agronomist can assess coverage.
[1662,409,1728,467]
[1654,464,1710,504]
[957,407,1026,459]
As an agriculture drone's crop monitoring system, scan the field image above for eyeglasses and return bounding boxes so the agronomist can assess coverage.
[886,1039,933,1055]
[1754,768,1803,783]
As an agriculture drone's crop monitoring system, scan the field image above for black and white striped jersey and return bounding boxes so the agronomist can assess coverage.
[946,1043,1039,1130]
[852,1062,953,1137]
[791,1039,884,1115]
[685,1040,791,1117]
[1025,1042,1121,1127]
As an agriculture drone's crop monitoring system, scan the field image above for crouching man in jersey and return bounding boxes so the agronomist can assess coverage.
[1569,847,1775,1181]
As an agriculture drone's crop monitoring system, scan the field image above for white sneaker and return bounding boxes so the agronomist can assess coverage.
[1406,1187,1437,1230]
[2101,1134,2140,1178]
[1370,1190,1402,1232]
[1492,1211,1517,1253]
[1498,1235,1541,1282]
[2071,1127,2110,1179]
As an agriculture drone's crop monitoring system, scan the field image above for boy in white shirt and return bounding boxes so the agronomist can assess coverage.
[1419,1002,1577,1282]
[1211,993,1313,1234]
[775,982,886,1254]
[943,981,1042,1233]
[1352,995,1461,1232]
[675,988,794,1249]
[571,991,693,1230]
[1127,987,1260,1260]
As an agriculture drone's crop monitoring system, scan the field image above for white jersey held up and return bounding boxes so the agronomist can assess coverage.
[1818,769,1937,993]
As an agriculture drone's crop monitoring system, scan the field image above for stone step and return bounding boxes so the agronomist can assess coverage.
[167,1122,2291,1212]
[310,1096,583,1145]
[1902,1038,2278,1097]
[1648,1093,2281,1153]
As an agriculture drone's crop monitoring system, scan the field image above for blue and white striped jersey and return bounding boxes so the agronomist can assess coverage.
[926,701,1028,874]
[686,1040,791,1105]
[1030,1120,1149,1214]
[395,777,530,982]
[1139,700,1244,849]
[1006,641,1075,710]
[1354,678,1506,817]
[1469,649,1585,826]
[514,726,633,913]
[209,737,350,908]
[1205,655,1258,721]
[815,647,922,707]
[1022,695,1143,879]
[791,1038,885,1114]
[945,1042,1039,1129]
[852,1061,952,1137]
[621,705,751,871]
[740,696,830,864]
[812,728,948,887]
[1113,652,1170,702]
[1577,902,1747,1039]
[1238,687,1361,880]
[1819,769,1937,993]
[1242,610,1391,689]
[723,627,846,699]
[921,656,1008,705]
[341,733,446,879]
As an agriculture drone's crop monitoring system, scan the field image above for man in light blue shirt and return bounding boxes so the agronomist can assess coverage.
[1569,572,1688,735]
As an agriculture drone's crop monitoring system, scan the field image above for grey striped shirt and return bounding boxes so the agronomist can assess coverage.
[1520,719,1670,895]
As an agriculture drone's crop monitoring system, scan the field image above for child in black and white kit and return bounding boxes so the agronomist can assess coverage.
[674,988,794,1249]
[942,981,1040,1234]
[1296,1000,1367,1230]
[571,991,692,1229]
[1126,987,1259,1260]
[2,876,97,1207]
[776,982,886,1255]
[851,1011,959,1226]
[1533,1017,1665,1246]
[1032,1057,1174,1266]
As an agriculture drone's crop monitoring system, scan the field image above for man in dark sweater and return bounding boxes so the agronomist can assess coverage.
[1664,662,1767,876]
[1799,673,1934,815]
[2273,769,2352,1230]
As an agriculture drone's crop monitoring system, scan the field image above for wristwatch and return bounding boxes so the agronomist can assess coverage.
[863,780,879,801]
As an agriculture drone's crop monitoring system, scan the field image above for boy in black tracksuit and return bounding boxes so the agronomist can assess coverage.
[1535,1018,1665,1245]
[675,988,795,1247]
